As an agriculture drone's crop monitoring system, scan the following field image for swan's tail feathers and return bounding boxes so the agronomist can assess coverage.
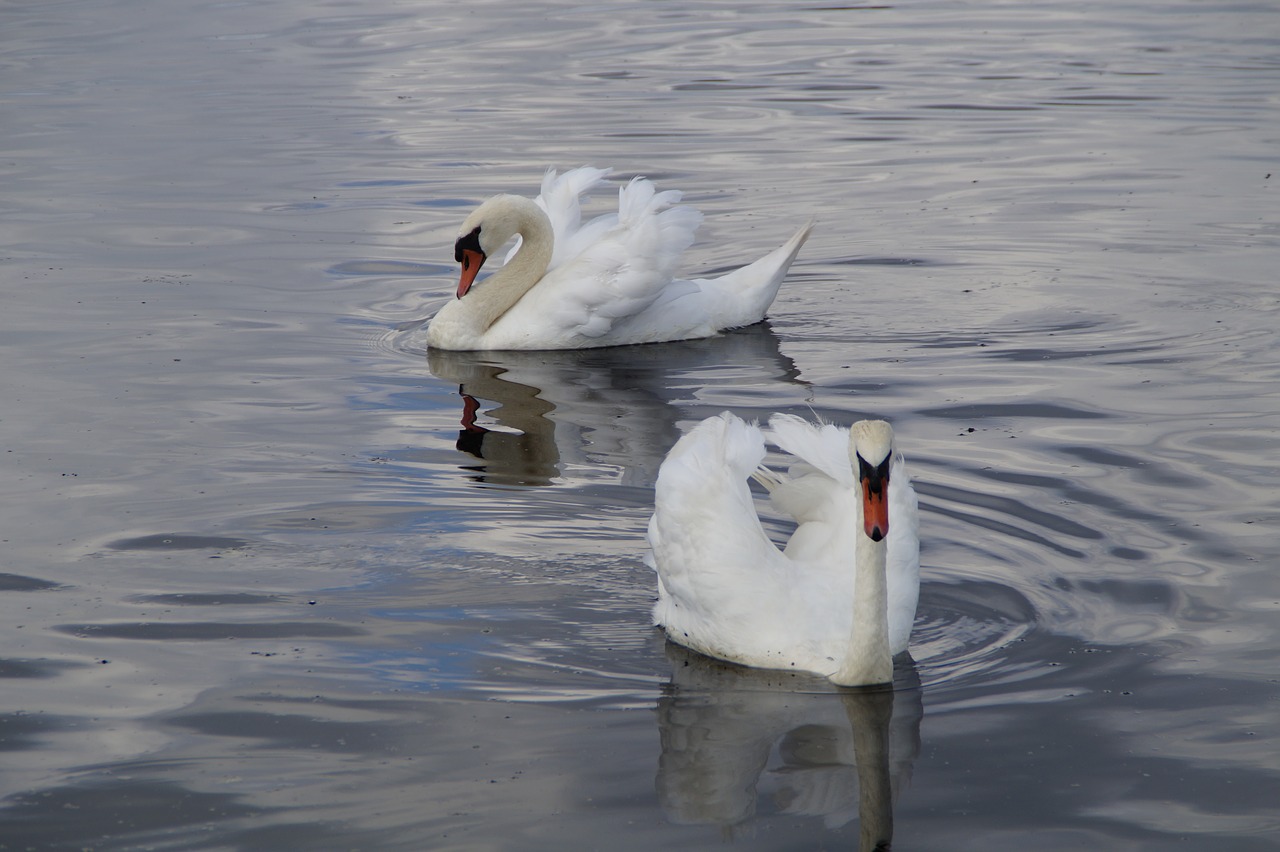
[699,220,814,330]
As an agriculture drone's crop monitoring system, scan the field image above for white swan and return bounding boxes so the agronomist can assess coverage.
[424,167,812,351]
[647,412,920,687]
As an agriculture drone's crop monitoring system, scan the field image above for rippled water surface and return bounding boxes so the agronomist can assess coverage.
[3,0,1279,848]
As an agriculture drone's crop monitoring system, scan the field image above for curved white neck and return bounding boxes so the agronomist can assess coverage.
[832,494,893,687]
[464,198,554,332]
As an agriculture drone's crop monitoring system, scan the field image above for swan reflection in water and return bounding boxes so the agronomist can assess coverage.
[423,323,806,487]
[656,644,922,848]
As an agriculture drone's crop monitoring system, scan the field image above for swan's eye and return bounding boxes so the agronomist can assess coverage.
[857,454,891,495]
[455,226,483,263]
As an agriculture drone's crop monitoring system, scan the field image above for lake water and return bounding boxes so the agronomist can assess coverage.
[3,0,1278,848]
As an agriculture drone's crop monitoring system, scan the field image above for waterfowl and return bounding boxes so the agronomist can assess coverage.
[648,412,920,687]
[424,167,811,351]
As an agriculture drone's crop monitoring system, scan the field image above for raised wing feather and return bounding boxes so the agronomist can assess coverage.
[502,166,614,269]
[650,414,791,643]
[768,414,854,488]
[514,177,703,341]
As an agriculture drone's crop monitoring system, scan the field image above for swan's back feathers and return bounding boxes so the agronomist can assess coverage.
[526,178,703,341]
[614,178,703,282]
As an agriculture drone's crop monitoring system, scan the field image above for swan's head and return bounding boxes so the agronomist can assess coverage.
[453,195,537,299]
[849,420,895,543]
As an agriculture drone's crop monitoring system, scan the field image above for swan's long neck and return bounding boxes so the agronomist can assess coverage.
[464,198,554,332]
[832,484,893,687]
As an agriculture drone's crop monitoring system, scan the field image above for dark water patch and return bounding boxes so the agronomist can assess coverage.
[829,255,940,266]
[107,533,250,551]
[799,82,883,93]
[923,103,1042,111]
[600,130,705,139]
[835,134,909,142]
[920,401,1108,421]
[252,502,447,534]
[924,579,1040,626]
[916,479,1103,542]
[1058,444,1157,471]
[328,259,449,278]
[966,464,1182,533]
[981,343,1165,362]
[1058,444,1198,488]
[168,709,401,753]
[0,659,81,680]
[0,572,63,592]
[672,81,769,92]
[409,197,481,208]
[913,319,1108,348]
[126,592,288,606]
[925,501,1087,558]
[338,178,424,188]
[1043,94,1167,105]
[53,622,364,640]
[1059,577,1180,613]
[0,713,78,752]
[0,779,262,848]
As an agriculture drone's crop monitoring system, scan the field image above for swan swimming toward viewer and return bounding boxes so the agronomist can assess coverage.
[424,167,811,351]
[647,412,920,687]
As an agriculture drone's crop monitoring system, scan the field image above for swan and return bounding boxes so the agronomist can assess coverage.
[647,412,920,687]
[424,167,812,351]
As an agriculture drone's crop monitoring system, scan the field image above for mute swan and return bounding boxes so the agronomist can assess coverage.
[424,167,812,351]
[647,412,920,687]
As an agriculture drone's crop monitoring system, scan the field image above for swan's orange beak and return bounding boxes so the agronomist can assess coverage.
[457,248,486,299]
[860,472,889,542]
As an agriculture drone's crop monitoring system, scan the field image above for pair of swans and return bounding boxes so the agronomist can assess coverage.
[426,168,920,686]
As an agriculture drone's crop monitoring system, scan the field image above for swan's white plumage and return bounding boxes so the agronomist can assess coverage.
[648,412,920,681]
[425,167,811,351]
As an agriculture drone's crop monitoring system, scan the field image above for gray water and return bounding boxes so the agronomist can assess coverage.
[3,0,1278,849]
